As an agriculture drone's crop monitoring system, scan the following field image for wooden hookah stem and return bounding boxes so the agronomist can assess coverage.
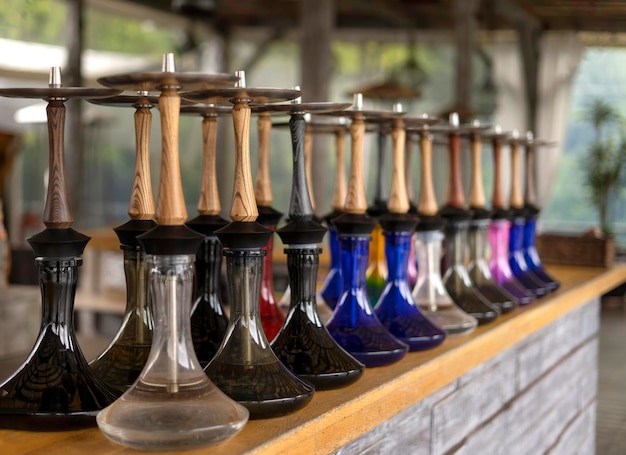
[344,115,367,214]
[388,119,409,214]
[524,133,538,207]
[332,127,347,211]
[445,132,466,208]
[289,113,314,218]
[418,131,438,216]
[491,136,506,210]
[254,112,273,207]
[405,134,415,202]
[129,104,155,220]
[198,114,221,215]
[44,100,73,228]
[509,134,524,209]
[155,89,187,225]
[469,132,486,209]
[304,124,315,210]
[231,99,258,222]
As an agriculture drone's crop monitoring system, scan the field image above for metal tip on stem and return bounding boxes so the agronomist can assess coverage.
[235,70,246,88]
[472,119,481,127]
[338,117,346,125]
[353,93,363,111]
[162,53,176,72]
[494,124,502,134]
[291,85,302,104]
[449,112,459,127]
[393,102,403,113]
[49,67,62,88]
[526,130,534,142]
[304,113,311,122]
[511,129,520,139]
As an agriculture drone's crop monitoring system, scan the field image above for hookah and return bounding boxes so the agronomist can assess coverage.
[253,110,285,341]
[408,117,478,336]
[87,92,157,392]
[465,120,518,313]
[0,69,121,430]
[373,108,446,351]
[365,121,391,304]
[96,55,249,450]
[507,130,549,297]
[324,94,408,367]
[435,114,500,324]
[257,95,364,389]
[181,104,232,367]
[520,132,560,290]
[185,73,315,419]
[486,126,535,305]
[320,118,350,310]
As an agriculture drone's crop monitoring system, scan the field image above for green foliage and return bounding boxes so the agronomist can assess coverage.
[581,99,626,236]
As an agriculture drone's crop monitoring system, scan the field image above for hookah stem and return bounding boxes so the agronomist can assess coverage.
[524,138,537,207]
[231,98,257,222]
[199,114,221,215]
[492,137,506,210]
[470,132,486,208]
[332,127,347,211]
[418,131,437,216]
[289,113,314,218]
[510,138,524,210]
[447,132,465,208]
[136,251,144,343]
[405,134,414,203]
[427,235,437,313]
[129,101,155,220]
[44,99,72,228]
[304,124,315,211]
[388,117,408,214]
[243,254,252,364]
[255,112,273,207]
[168,271,178,393]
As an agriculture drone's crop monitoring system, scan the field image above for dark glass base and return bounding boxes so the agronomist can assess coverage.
[446,288,500,325]
[528,267,560,292]
[271,309,364,390]
[512,270,549,297]
[474,283,518,313]
[499,279,535,305]
[90,341,152,393]
[321,268,342,310]
[205,358,314,419]
[0,412,97,431]
[327,325,408,367]
[191,295,229,367]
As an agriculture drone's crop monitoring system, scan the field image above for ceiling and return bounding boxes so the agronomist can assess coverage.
[123,0,626,34]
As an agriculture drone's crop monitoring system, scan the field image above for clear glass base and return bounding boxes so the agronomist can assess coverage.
[97,376,248,451]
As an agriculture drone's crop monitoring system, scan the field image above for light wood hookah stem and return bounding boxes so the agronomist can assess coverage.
[469,131,486,209]
[231,97,258,222]
[332,127,347,211]
[129,102,155,220]
[524,138,538,208]
[446,132,466,208]
[388,118,409,214]
[344,114,367,214]
[155,88,187,225]
[418,130,438,216]
[509,137,524,210]
[491,136,506,210]
[197,114,221,215]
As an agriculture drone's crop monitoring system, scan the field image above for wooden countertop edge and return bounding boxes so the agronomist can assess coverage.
[1,265,624,455]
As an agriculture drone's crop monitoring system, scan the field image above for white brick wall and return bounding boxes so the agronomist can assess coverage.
[332,298,600,455]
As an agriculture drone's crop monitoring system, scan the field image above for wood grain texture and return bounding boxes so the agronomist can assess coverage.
[254,113,272,206]
[405,134,415,201]
[418,132,438,216]
[304,126,315,210]
[3,265,623,455]
[524,143,538,207]
[197,115,221,215]
[128,106,155,220]
[344,117,367,214]
[469,133,486,208]
[445,133,466,208]
[491,138,506,210]
[387,122,409,214]
[288,114,314,218]
[155,90,187,225]
[332,129,347,211]
[230,101,258,222]
[43,101,72,228]
[510,140,524,209]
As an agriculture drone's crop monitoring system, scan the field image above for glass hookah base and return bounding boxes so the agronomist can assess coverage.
[498,280,535,305]
[97,379,248,451]
[327,325,407,368]
[513,271,549,297]
[90,341,152,393]
[379,315,446,352]
[475,286,517,313]
[446,291,500,325]
[272,319,365,390]
[418,304,477,337]
[205,359,314,419]
[529,267,560,291]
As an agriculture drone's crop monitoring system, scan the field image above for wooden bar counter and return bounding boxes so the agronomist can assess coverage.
[1,264,624,454]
